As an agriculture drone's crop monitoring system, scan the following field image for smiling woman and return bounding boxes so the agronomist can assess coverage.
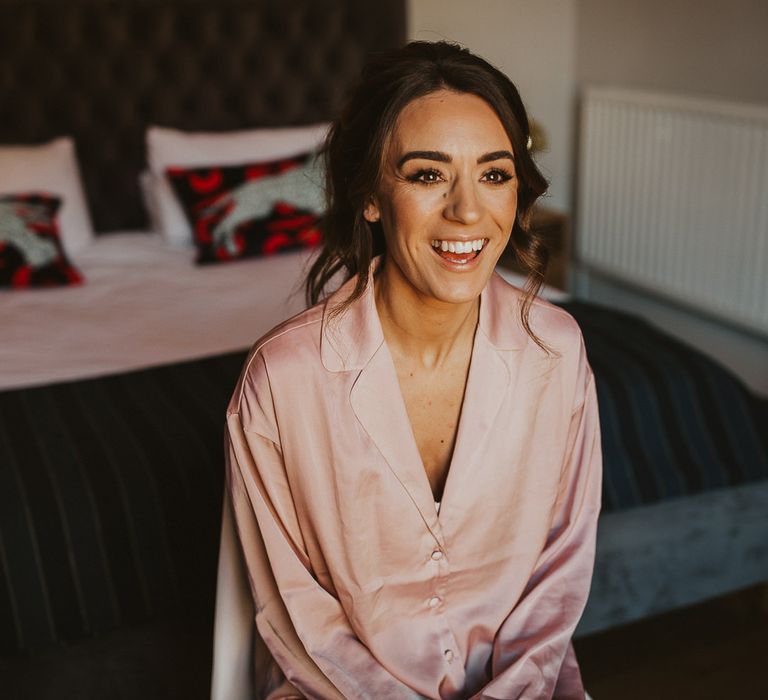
[223,41,601,699]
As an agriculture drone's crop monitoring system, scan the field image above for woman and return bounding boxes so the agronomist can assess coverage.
[224,41,602,699]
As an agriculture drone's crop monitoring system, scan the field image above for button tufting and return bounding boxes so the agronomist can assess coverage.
[428,596,441,608]
[0,0,404,232]
[431,550,443,561]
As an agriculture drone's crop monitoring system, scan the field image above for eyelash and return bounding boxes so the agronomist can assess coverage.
[405,167,514,186]
[483,168,514,184]
[405,168,442,185]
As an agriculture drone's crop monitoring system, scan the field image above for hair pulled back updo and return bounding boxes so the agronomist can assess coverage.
[306,40,549,340]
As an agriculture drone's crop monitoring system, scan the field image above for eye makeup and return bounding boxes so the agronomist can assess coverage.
[404,168,444,185]
[402,166,514,186]
[481,167,514,184]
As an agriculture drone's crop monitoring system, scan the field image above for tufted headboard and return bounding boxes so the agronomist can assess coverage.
[0,0,405,231]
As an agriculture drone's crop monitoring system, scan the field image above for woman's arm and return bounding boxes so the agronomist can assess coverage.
[470,366,602,700]
[226,411,422,700]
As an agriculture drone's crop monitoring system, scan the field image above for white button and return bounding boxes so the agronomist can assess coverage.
[431,550,443,561]
[428,596,441,608]
[444,649,454,662]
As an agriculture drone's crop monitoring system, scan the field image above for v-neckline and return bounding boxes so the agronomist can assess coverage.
[381,321,480,514]
[347,276,514,543]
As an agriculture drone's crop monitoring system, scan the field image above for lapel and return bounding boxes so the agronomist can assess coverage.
[350,342,444,541]
[437,274,526,526]
[320,260,528,543]
[436,327,512,526]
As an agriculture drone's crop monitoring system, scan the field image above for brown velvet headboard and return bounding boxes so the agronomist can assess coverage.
[0,0,406,231]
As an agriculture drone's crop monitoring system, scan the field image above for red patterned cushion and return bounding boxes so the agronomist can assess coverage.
[0,193,84,288]
[166,152,324,264]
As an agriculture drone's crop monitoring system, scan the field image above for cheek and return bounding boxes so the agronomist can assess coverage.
[379,188,441,243]
[489,188,518,228]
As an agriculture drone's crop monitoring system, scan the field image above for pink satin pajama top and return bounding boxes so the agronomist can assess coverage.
[225,262,602,699]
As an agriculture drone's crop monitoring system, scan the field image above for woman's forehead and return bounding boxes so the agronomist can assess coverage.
[389,89,513,157]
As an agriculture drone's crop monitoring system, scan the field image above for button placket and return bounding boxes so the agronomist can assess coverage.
[425,538,459,677]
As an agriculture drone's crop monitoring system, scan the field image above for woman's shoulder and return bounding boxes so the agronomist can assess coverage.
[488,272,583,353]
[226,301,326,420]
[529,294,583,348]
[253,301,326,361]
[490,275,592,405]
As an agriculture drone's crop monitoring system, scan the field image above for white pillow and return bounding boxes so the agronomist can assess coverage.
[145,123,330,248]
[0,137,94,255]
[138,169,163,235]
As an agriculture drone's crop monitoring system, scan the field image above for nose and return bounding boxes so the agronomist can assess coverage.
[443,175,483,225]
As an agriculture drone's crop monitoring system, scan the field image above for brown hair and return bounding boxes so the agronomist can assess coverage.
[306,41,549,342]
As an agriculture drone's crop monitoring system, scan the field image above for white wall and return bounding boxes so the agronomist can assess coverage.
[575,0,768,104]
[407,0,577,214]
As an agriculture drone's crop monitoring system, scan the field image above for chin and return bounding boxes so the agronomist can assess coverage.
[423,270,491,306]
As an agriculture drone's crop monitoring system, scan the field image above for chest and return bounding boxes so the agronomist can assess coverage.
[395,363,470,501]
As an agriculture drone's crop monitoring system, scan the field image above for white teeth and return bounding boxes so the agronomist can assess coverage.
[431,238,487,253]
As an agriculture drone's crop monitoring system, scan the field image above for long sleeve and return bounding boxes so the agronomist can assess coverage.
[226,410,423,700]
[470,368,602,700]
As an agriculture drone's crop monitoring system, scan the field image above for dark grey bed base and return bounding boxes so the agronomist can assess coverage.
[578,479,768,635]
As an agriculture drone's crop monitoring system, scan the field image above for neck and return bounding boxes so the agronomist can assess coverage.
[374,259,479,370]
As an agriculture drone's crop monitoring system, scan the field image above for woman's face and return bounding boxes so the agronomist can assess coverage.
[365,89,518,307]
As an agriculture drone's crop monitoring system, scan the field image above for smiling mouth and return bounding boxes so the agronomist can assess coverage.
[431,238,488,265]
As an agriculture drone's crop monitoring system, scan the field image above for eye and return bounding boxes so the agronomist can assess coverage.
[482,168,514,184]
[405,168,444,185]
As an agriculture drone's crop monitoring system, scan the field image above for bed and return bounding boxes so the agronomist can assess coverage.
[1,1,766,697]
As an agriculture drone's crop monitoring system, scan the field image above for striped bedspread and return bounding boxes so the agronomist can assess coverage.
[1,302,766,653]
[559,302,768,511]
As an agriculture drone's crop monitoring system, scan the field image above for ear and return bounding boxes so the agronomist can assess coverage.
[363,197,381,223]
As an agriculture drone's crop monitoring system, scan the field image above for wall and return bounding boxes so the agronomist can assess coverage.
[575,0,768,104]
[407,0,577,213]
[573,0,768,395]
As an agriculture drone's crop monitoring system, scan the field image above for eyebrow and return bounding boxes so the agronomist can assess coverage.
[396,149,515,167]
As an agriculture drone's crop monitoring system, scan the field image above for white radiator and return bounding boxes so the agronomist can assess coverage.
[576,87,768,337]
